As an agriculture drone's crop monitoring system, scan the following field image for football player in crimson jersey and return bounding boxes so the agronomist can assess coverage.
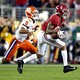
[0,6,41,73]
[37,4,77,73]
[16,4,77,74]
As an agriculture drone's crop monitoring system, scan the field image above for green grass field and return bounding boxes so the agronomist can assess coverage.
[0,64,80,80]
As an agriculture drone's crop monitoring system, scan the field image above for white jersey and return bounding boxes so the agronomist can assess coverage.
[15,18,35,42]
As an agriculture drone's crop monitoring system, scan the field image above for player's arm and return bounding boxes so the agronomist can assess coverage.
[19,27,30,34]
[46,22,60,34]
[46,22,65,39]
[19,26,35,34]
[19,20,35,34]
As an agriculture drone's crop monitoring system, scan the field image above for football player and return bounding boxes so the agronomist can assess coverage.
[16,4,77,74]
[0,6,39,71]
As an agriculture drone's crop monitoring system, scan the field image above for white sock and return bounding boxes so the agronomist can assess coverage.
[14,52,31,62]
[61,50,68,66]
[23,54,37,63]
[0,57,3,63]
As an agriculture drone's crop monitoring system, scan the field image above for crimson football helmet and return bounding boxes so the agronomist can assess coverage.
[56,4,70,19]
[25,6,39,20]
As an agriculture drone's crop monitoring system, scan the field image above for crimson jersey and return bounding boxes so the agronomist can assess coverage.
[41,14,66,32]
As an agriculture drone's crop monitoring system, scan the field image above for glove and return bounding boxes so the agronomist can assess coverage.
[32,25,39,31]
[57,30,65,39]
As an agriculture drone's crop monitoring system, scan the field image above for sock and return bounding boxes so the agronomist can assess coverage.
[14,52,31,62]
[0,57,3,63]
[23,54,37,63]
[61,50,68,66]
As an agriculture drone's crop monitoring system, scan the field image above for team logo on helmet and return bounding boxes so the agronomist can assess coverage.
[56,4,70,19]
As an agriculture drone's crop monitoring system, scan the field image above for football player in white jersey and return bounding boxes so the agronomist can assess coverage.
[0,6,39,71]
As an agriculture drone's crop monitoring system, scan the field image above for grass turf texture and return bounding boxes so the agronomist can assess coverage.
[0,64,79,80]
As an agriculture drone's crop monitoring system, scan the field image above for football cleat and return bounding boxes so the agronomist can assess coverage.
[17,60,24,74]
[63,65,77,73]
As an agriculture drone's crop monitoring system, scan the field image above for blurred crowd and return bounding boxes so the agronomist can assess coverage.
[1,0,80,20]
[0,0,80,9]
[0,17,15,58]
[0,0,80,64]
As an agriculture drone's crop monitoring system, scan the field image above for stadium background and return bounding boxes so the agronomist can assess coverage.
[0,0,80,64]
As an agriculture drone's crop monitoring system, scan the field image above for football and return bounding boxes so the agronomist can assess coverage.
[51,33,59,39]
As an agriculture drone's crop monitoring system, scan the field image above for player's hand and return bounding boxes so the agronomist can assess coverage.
[57,30,65,39]
[32,25,39,31]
